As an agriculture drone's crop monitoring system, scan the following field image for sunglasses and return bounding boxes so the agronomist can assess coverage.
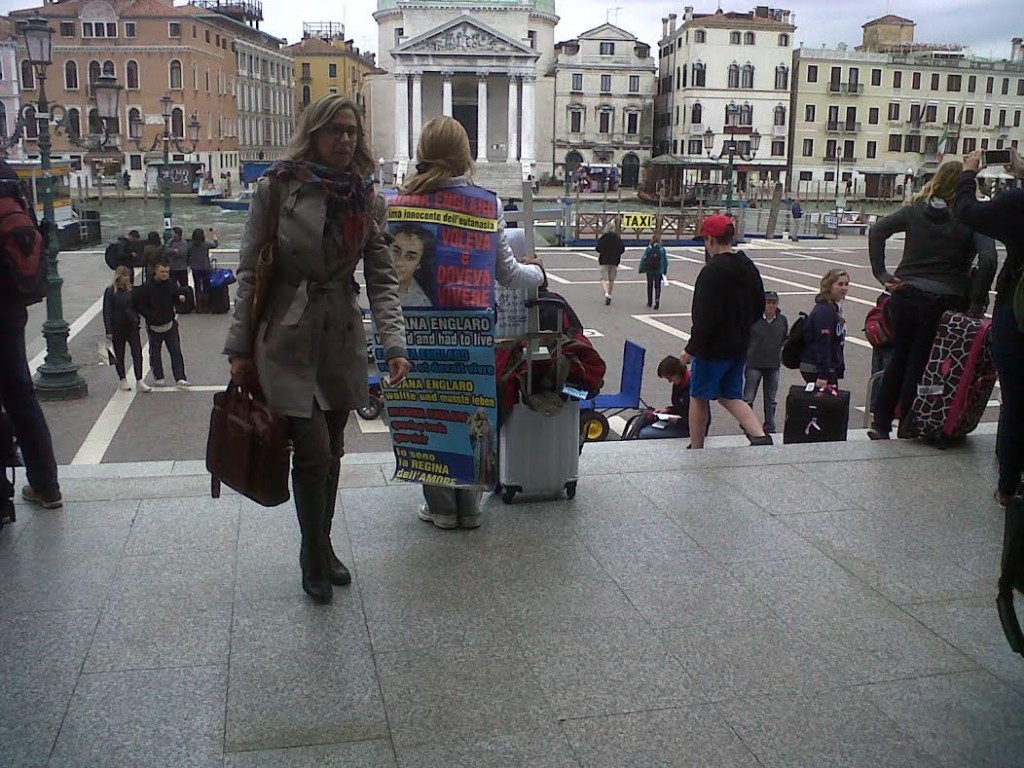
[320,124,361,140]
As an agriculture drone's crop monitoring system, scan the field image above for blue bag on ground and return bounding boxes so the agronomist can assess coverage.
[208,267,236,289]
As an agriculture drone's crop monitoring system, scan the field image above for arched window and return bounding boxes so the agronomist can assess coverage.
[302,85,311,106]
[88,60,100,94]
[729,31,741,45]
[102,60,114,77]
[88,108,101,134]
[690,102,703,125]
[565,151,584,176]
[778,33,790,47]
[67,107,81,137]
[694,30,706,43]
[727,63,740,89]
[65,60,79,90]
[775,65,789,90]
[169,60,182,90]
[128,107,140,131]
[744,32,755,45]
[0,103,7,138]
[692,61,706,87]
[24,106,37,138]
[126,60,139,90]
[774,105,786,126]
[21,60,35,90]
[171,107,184,137]
[741,64,755,88]
[739,103,753,126]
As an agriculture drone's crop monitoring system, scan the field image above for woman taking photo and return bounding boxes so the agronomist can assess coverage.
[799,269,849,387]
[867,161,996,440]
[224,95,410,604]
[401,116,545,531]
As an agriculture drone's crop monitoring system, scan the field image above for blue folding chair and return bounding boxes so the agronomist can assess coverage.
[580,340,648,441]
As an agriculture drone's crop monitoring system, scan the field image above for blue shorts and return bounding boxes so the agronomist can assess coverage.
[690,357,745,401]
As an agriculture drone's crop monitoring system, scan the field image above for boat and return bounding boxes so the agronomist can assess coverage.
[197,178,224,205]
[214,190,254,211]
[8,159,102,249]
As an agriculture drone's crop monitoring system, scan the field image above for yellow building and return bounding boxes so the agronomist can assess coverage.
[285,22,380,116]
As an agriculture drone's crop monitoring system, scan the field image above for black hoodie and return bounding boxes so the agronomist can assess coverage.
[685,249,765,360]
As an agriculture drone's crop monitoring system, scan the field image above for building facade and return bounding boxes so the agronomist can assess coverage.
[655,5,796,190]
[788,16,1024,199]
[552,23,656,187]
[286,23,378,117]
[370,0,559,196]
[10,0,241,188]
[0,19,20,149]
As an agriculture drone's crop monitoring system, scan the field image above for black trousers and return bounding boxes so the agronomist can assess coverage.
[287,402,349,484]
[646,272,663,306]
[170,270,189,289]
[111,325,143,381]
[146,323,186,382]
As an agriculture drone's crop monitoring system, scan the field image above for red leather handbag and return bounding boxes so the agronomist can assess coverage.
[207,382,291,507]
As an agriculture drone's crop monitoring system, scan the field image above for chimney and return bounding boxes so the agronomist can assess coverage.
[1013,37,1024,62]
[662,17,668,39]
[684,6,694,21]
[668,13,677,35]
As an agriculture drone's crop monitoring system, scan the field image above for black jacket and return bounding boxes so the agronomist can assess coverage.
[595,233,625,266]
[685,249,765,360]
[132,277,184,327]
[102,285,139,332]
[954,171,1024,309]
[868,198,995,299]
[800,298,846,380]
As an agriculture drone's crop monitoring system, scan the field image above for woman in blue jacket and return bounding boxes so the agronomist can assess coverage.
[638,232,668,309]
[799,269,849,387]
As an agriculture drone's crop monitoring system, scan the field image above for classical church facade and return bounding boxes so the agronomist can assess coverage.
[370,0,559,196]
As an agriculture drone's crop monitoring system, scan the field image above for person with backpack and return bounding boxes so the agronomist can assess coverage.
[866,291,895,413]
[682,214,772,449]
[142,231,164,282]
[867,161,994,441]
[789,197,803,242]
[133,261,190,388]
[595,220,625,306]
[799,270,849,387]
[956,148,1024,505]
[187,227,218,313]
[103,266,150,393]
[744,290,789,434]
[639,232,668,310]
[104,230,142,278]
[0,159,61,509]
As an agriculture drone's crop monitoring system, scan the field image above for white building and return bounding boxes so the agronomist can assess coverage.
[788,17,1024,199]
[552,23,656,187]
[0,19,21,156]
[370,0,559,197]
[655,5,795,190]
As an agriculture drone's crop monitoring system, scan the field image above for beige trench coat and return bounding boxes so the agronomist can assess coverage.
[224,176,407,418]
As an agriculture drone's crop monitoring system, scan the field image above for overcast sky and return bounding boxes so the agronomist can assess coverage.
[0,0,1016,61]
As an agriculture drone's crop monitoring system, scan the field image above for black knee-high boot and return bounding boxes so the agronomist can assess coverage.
[323,456,352,586]
[292,470,332,604]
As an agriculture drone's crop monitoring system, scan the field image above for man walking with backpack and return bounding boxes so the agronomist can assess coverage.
[639,232,668,309]
[0,159,62,508]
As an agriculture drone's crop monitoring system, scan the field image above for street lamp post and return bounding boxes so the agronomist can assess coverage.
[129,96,200,242]
[834,147,845,209]
[702,104,761,219]
[4,18,123,399]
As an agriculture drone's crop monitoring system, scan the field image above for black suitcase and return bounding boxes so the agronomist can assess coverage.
[177,285,196,315]
[207,284,230,314]
[783,384,850,444]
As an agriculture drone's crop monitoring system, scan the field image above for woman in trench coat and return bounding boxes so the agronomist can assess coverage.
[224,95,410,604]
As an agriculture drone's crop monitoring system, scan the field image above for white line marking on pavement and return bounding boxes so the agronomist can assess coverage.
[72,343,151,465]
[583,328,604,338]
[754,262,880,303]
[356,417,390,433]
[147,385,223,393]
[632,314,691,340]
[28,293,105,375]
[790,252,871,269]
[545,272,572,283]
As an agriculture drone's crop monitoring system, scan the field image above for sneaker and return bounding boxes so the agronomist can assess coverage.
[748,434,774,446]
[604,295,612,306]
[22,485,63,509]
[118,378,131,391]
[175,379,191,389]
[136,380,152,393]
[153,379,166,387]
[417,504,458,530]
[459,513,482,529]
[867,427,890,440]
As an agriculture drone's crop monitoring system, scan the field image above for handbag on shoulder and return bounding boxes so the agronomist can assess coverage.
[207,382,291,507]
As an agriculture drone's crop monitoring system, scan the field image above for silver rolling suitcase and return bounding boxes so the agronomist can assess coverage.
[498,296,580,504]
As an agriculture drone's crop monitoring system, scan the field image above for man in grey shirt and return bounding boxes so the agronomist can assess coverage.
[744,291,789,434]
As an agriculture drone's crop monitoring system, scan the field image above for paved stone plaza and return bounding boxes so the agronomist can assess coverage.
[2,431,1023,766]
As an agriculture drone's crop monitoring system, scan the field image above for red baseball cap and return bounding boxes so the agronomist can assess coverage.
[700,214,735,238]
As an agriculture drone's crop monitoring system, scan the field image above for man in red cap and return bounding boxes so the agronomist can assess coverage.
[681,214,772,448]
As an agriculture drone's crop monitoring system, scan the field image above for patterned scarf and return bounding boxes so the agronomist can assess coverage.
[265,160,375,245]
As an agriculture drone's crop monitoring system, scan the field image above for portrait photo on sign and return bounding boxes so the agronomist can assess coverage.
[390,222,437,307]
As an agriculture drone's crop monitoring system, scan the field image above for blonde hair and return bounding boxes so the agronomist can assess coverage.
[913,160,963,205]
[401,117,475,195]
[817,268,849,303]
[113,265,132,291]
[284,94,375,175]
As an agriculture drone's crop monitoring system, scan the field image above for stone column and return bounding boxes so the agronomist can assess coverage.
[476,74,489,163]
[507,75,519,162]
[394,74,409,160]
[521,75,536,170]
[411,74,423,157]
[442,72,453,117]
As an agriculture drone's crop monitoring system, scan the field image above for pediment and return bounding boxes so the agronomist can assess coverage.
[395,18,537,57]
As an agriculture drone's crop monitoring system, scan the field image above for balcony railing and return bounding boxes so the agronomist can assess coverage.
[688,123,704,135]
[823,155,856,163]
[995,124,1011,135]
[908,119,923,131]
[826,121,862,133]
[828,82,864,94]
[771,124,787,136]
[924,153,941,163]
